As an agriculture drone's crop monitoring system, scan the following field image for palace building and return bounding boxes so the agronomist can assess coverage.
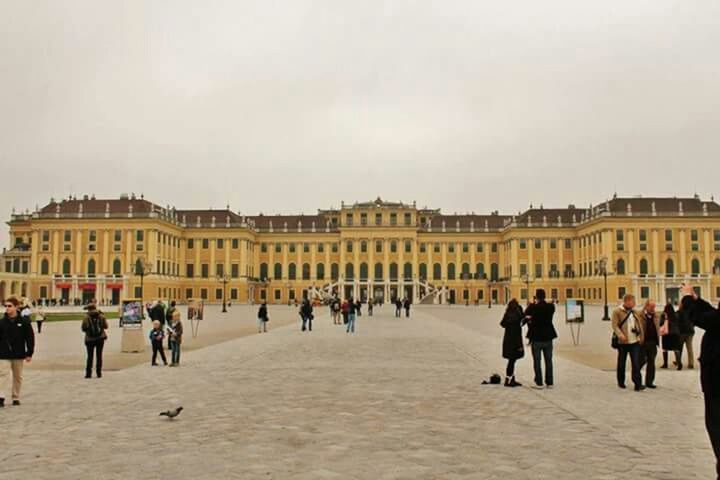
[2,194,720,307]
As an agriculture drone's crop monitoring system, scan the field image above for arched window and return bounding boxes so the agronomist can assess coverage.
[331,263,339,281]
[40,259,50,275]
[260,263,269,280]
[62,258,72,275]
[316,263,325,280]
[691,258,701,276]
[433,263,442,280]
[665,258,675,277]
[389,263,398,280]
[403,262,412,279]
[374,263,383,281]
[419,263,427,280]
[639,258,648,276]
[302,263,311,280]
[490,263,499,281]
[345,263,354,280]
[616,258,626,275]
[113,258,122,275]
[476,262,485,279]
[447,263,456,280]
[274,263,282,279]
[360,263,369,280]
[288,263,297,280]
[87,259,96,276]
[461,263,470,279]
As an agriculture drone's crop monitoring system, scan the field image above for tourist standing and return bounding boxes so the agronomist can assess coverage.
[341,299,349,325]
[677,304,696,370]
[639,300,661,389]
[611,294,645,391]
[300,299,313,332]
[168,310,183,366]
[34,304,45,333]
[368,299,374,317]
[661,302,682,369]
[81,304,108,378]
[148,320,168,366]
[346,296,357,334]
[257,302,268,333]
[355,299,362,317]
[331,298,341,325]
[403,298,411,318]
[524,289,557,389]
[501,299,525,387]
[0,296,34,406]
[395,298,402,318]
[679,283,720,478]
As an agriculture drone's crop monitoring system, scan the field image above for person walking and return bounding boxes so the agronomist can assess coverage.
[524,289,557,389]
[355,299,362,317]
[680,284,720,478]
[639,300,661,389]
[300,299,314,332]
[341,299,349,325]
[167,310,183,366]
[0,296,35,406]
[81,303,108,378]
[368,299,374,317]
[612,294,645,391]
[677,303,696,370]
[34,304,45,333]
[331,298,341,325]
[403,298,411,318]
[257,302,269,333]
[394,298,402,318]
[346,296,357,334]
[661,302,682,369]
[148,320,168,366]
[501,299,526,387]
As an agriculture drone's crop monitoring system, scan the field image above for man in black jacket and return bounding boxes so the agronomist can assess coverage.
[680,284,720,479]
[0,295,35,407]
[524,289,557,389]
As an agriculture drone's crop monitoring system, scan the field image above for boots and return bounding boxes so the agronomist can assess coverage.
[505,376,522,387]
[661,351,668,369]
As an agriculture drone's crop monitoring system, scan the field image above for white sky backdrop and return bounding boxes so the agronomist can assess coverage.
[1,1,720,248]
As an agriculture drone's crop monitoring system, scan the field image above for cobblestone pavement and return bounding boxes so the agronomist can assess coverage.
[0,305,714,479]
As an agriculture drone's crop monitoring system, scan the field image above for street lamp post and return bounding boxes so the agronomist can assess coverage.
[521,273,531,305]
[217,274,230,313]
[132,259,153,315]
[600,256,610,320]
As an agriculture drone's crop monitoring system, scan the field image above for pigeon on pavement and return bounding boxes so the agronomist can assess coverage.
[159,406,183,419]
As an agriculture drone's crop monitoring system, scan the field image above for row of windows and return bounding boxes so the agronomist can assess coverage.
[254,262,501,281]
[518,238,572,250]
[187,238,244,250]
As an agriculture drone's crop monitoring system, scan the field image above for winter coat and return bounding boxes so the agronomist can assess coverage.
[525,301,557,342]
[681,296,720,398]
[677,307,696,336]
[501,306,525,360]
[0,313,35,359]
[81,311,109,343]
[258,305,268,321]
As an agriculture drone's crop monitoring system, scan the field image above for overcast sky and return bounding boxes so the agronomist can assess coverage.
[1,1,720,248]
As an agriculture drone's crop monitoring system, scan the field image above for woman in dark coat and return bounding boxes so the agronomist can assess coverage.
[661,302,681,369]
[501,298,526,387]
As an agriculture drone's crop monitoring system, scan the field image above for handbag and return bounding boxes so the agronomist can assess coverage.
[611,310,634,349]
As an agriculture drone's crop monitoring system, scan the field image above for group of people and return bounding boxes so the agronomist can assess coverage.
[145,300,184,367]
[500,288,557,388]
[394,298,411,318]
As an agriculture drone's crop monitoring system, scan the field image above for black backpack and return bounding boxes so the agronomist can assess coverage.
[87,314,103,338]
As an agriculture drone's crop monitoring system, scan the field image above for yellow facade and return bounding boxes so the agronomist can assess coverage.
[2,195,720,307]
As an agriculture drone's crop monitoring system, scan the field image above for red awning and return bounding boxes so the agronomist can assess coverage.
[79,284,96,291]
[55,283,72,289]
[106,284,124,289]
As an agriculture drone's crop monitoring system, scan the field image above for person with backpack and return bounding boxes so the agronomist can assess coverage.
[0,296,35,407]
[148,320,168,366]
[81,304,108,378]
[300,299,314,332]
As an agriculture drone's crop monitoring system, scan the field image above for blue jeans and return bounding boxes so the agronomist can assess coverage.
[346,313,356,333]
[170,340,181,364]
[531,341,554,386]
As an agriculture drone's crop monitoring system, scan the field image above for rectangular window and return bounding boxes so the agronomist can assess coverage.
[289,289,296,300]
[232,239,239,249]
[136,230,144,242]
[317,243,324,253]
[188,239,194,249]
[261,243,267,253]
[216,289,223,300]
[186,264,194,278]
[714,230,720,251]
[434,243,440,253]
[87,230,96,243]
[216,264,224,277]
[391,242,397,253]
[375,213,382,226]
[477,289,484,300]
[275,243,282,253]
[665,229,673,242]
[476,243,484,253]
[185,288,193,299]
[332,243,338,253]
[64,230,72,242]
[360,241,368,253]
[303,243,310,253]
[134,286,142,298]
[519,239,527,249]
[404,213,412,226]
[639,229,647,242]
[492,243,498,253]
[375,241,383,253]
[551,288,558,300]
[360,213,367,225]
[405,241,412,253]
[390,213,397,225]
[616,230,624,242]
[274,289,281,300]
[202,239,209,249]
[534,239,541,249]
[617,243,624,251]
[564,239,572,249]
[566,288,573,298]
[217,239,224,249]
[550,239,557,249]
[346,214,353,226]
[448,243,455,253]
[231,264,239,278]
[200,288,208,300]
[534,264,542,278]
[42,231,50,242]
[135,243,144,252]
[289,243,296,253]
[618,287,626,300]
[520,264,528,276]
[420,243,426,253]
[201,264,209,278]
[462,243,469,253]
[641,286,650,299]
[230,288,238,300]
[520,288,528,300]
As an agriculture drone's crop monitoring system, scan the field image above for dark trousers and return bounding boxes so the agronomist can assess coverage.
[405,308,410,317]
[617,343,642,388]
[152,340,168,365]
[85,339,105,377]
[395,308,401,317]
[531,341,553,386]
[506,358,517,377]
[36,320,43,333]
[639,342,658,386]
[302,315,312,331]
[705,395,720,479]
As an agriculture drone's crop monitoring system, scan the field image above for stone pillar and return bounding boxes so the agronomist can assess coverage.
[704,229,712,273]
[383,239,390,301]
[679,229,687,274]
[52,230,60,273]
[441,242,447,280]
[126,230,134,274]
[511,239,519,280]
[310,242,317,281]
[282,243,288,279]
[209,236,216,276]
[542,238,549,278]
[75,229,82,275]
[628,229,636,274]
[30,230,39,275]
[652,229,660,274]
[102,230,110,274]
